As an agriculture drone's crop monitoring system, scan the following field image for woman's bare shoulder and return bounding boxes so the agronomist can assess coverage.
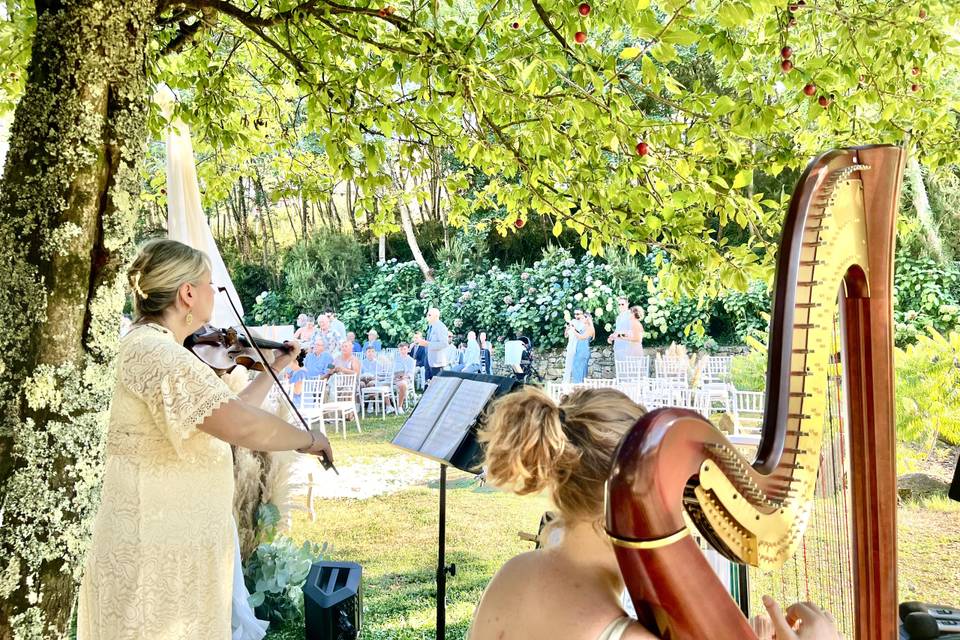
[621,622,659,640]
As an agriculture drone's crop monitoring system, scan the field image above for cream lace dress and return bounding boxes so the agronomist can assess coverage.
[77,323,238,639]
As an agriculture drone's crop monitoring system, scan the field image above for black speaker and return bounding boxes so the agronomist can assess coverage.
[302,561,362,640]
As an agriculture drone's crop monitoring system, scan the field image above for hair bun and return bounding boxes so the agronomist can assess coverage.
[479,387,576,495]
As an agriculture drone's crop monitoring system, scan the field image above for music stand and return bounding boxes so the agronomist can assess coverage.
[392,371,520,637]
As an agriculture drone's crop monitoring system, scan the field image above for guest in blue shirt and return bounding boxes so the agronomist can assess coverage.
[393,342,416,413]
[346,331,362,353]
[303,339,334,378]
[362,329,383,353]
[285,360,308,407]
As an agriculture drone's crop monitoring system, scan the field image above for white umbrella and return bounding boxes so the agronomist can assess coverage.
[155,85,245,327]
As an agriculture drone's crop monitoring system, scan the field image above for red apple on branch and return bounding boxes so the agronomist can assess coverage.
[781,59,794,72]
[574,31,587,43]
[636,142,649,156]
[578,3,591,16]
[803,83,816,96]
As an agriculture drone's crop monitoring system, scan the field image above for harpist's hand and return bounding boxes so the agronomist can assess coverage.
[763,596,840,640]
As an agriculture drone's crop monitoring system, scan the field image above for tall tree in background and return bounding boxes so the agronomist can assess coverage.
[0,0,959,636]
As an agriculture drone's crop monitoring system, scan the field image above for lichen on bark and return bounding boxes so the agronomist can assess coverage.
[0,1,157,637]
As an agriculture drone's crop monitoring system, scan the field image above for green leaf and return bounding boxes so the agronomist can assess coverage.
[732,169,753,189]
[553,220,563,236]
[619,47,641,60]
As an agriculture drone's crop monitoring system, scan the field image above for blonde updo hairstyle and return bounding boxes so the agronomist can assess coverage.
[126,239,211,321]
[479,387,644,525]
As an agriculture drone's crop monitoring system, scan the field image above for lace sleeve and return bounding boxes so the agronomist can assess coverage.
[119,334,237,455]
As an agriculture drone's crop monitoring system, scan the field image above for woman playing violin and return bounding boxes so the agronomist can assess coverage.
[76,239,333,640]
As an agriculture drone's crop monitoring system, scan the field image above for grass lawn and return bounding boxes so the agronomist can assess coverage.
[264,416,959,639]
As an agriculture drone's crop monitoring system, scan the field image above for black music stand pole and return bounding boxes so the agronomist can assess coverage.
[436,463,453,638]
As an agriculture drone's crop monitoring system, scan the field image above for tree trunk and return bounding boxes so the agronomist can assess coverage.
[399,200,433,282]
[0,1,155,637]
[907,154,942,259]
[281,196,299,243]
[344,181,358,237]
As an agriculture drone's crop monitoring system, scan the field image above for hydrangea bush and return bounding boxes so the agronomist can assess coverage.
[252,249,771,350]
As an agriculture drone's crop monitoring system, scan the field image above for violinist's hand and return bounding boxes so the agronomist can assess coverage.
[271,339,301,371]
[763,596,840,640]
[300,431,334,465]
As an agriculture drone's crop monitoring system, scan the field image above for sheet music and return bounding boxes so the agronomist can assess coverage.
[392,376,461,452]
[420,379,498,461]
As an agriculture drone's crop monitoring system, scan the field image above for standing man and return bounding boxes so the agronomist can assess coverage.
[415,307,449,380]
[316,314,340,353]
[327,308,347,343]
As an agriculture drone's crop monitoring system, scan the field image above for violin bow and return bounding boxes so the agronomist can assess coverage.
[218,287,338,474]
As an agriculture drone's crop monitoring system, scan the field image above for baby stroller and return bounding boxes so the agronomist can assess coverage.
[507,336,543,384]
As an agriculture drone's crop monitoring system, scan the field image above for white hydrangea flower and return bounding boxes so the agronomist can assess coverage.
[574,293,583,300]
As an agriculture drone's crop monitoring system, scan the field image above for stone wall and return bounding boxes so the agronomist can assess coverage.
[494,345,750,382]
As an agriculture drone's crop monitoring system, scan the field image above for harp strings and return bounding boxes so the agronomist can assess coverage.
[743,307,855,638]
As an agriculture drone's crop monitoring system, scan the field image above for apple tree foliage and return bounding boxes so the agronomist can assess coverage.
[5,0,958,297]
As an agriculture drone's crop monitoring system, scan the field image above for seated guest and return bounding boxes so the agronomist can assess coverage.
[471,387,839,640]
[445,341,462,371]
[303,339,333,378]
[360,345,397,414]
[410,331,429,368]
[284,358,307,407]
[324,340,360,379]
[293,314,316,345]
[363,329,383,353]
[327,308,347,342]
[479,332,492,375]
[359,346,380,387]
[393,342,416,412]
[346,331,362,354]
[463,331,482,373]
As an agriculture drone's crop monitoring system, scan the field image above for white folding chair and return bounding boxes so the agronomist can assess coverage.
[414,365,427,391]
[360,361,396,419]
[655,356,689,387]
[615,356,650,382]
[320,373,361,438]
[731,390,764,445]
[582,378,620,389]
[299,378,328,434]
[701,355,733,385]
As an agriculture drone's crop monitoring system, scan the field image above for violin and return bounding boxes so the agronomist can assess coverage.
[185,325,306,375]
[185,287,337,474]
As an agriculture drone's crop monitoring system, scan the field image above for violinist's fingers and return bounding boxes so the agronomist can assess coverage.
[283,339,301,353]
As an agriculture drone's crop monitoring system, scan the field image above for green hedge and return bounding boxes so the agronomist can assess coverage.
[251,248,771,349]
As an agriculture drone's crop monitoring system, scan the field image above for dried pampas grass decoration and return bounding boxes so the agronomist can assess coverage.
[220,364,317,559]
[262,450,317,530]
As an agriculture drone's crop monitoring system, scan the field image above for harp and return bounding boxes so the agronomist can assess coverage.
[605,145,907,639]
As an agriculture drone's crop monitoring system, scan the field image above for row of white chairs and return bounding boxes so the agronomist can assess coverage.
[546,378,764,445]
[615,355,734,387]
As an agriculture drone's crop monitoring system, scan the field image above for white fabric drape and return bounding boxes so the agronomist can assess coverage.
[155,85,244,327]
[154,85,265,640]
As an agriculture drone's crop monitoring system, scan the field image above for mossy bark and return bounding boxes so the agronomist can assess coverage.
[0,1,156,637]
